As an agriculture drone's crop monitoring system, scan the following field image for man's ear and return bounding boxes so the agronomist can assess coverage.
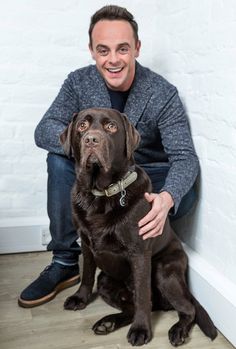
[135,40,141,58]
[60,113,78,157]
[121,113,140,160]
[89,43,96,60]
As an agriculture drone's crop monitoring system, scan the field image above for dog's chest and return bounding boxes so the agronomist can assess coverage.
[78,203,127,253]
[88,229,125,255]
[84,228,131,279]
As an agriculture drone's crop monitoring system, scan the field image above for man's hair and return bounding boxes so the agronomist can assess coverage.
[89,5,139,46]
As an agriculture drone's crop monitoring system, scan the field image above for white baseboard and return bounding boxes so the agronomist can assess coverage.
[0,220,235,346]
[0,216,49,253]
[183,243,236,347]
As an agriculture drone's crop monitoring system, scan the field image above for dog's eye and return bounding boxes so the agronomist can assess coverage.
[104,122,117,133]
[78,120,89,132]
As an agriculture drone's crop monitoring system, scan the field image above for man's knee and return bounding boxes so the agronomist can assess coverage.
[47,153,75,184]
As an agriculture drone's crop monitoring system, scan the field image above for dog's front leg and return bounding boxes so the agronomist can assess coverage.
[127,253,152,346]
[64,238,96,310]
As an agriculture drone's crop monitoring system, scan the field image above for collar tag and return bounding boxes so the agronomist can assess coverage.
[119,180,127,207]
[119,192,126,206]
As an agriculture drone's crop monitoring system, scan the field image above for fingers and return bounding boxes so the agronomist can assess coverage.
[138,209,165,240]
[138,209,158,230]
[141,228,163,240]
[139,214,165,240]
[138,193,159,228]
[143,192,156,202]
[138,192,170,240]
[140,222,164,240]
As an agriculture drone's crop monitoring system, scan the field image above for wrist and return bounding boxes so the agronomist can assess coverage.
[159,191,174,211]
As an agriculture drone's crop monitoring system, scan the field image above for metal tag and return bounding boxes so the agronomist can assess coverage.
[119,189,126,207]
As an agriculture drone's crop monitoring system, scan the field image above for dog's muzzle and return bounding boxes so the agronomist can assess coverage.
[81,130,110,172]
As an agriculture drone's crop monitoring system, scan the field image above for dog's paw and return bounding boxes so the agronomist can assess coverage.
[64,294,87,311]
[127,325,152,346]
[92,315,117,335]
[168,323,189,346]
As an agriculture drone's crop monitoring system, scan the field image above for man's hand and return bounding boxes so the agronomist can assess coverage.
[138,191,174,240]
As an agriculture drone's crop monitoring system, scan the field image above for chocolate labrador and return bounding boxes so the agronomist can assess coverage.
[60,108,217,346]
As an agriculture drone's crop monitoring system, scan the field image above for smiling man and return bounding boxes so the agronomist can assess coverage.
[18,5,199,308]
[89,19,141,91]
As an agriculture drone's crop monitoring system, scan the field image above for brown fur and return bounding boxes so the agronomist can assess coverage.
[60,108,217,346]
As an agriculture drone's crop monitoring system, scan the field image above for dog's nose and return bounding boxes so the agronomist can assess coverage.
[84,133,100,147]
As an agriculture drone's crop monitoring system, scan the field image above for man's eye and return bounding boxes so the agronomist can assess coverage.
[104,122,117,133]
[78,120,89,132]
[119,46,129,54]
[98,48,108,56]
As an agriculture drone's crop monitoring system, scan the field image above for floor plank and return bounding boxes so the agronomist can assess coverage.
[0,252,234,349]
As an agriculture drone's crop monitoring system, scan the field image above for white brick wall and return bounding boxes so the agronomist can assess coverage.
[0,0,236,286]
[150,0,236,286]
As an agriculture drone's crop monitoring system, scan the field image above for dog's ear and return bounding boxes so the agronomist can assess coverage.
[122,113,140,159]
[60,113,78,157]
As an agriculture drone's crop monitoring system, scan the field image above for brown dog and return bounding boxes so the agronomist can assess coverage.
[60,108,217,346]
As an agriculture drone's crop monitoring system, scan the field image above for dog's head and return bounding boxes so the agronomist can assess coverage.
[60,108,140,181]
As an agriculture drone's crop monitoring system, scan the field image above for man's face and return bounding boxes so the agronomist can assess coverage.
[89,20,141,92]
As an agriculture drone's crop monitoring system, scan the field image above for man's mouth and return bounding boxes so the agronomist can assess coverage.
[106,67,124,74]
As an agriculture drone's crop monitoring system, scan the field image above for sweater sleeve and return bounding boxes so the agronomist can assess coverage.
[34,73,79,154]
[157,88,200,213]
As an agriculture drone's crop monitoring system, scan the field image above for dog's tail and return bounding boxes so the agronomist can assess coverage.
[192,296,218,340]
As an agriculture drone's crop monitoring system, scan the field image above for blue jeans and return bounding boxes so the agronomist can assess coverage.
[46,153,196,264]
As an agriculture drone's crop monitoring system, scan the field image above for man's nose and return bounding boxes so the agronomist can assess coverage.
[108,51,119,64]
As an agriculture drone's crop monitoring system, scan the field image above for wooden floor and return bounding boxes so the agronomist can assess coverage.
[0,252,234,349]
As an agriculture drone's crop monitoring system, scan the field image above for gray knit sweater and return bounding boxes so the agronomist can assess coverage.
[35,61,199,213]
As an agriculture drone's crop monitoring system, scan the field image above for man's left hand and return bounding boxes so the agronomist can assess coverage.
[138,191,174,240]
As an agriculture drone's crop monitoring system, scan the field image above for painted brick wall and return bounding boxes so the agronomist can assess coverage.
[150,1,236,285]
[0,1,236,285]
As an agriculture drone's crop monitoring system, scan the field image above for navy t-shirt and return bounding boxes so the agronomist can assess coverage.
[107,88,130,113]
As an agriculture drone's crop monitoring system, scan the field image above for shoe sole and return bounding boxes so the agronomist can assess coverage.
[18,274,80,308]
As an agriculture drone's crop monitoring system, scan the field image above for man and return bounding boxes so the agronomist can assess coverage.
[18,5,199,308]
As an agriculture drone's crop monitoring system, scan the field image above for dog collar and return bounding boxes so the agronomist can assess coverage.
[91,170,138,207]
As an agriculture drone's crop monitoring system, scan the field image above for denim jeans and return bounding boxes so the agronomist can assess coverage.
[47,153,80,265]
[46,153,196,264]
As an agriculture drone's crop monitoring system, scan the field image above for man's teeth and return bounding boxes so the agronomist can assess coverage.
[107,68,123,73]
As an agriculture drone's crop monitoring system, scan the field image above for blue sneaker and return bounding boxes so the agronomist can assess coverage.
[18,262,80,308]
